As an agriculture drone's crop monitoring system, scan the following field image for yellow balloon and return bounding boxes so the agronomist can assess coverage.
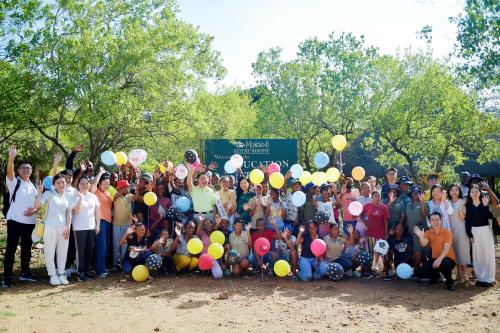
[115,151,128,166]
[210,230,225,245]
[249,169,264,185]
[331,135,347,151]
[159,163,166,174]
[319,172,327,184]
[49,166,64,176]
[299,171,312,185]
[352,166,366,181]
[274,259,290,277]
[159,161,174,174]
[187,238,203,255]
[311,172,327,186]
[269,172,284,189]
[143,192,157,206]
[326,167,340,182]
[208,243,224,260]
[107,185,117,198]
[132,264,149,282]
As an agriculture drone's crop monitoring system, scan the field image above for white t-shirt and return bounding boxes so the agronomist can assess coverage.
[41,190,75,227]
[72,192,100,231]
[5,177,37,224]
[317,200,335,223]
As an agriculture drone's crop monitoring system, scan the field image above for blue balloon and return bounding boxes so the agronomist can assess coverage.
[224,160,236,174]
[313,152,329,169]
[175,196,191,213]
[101,150,116,166]
[43,176,53,191]
[396,263,413,279]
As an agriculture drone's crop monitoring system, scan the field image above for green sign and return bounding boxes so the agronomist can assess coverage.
[203,139,298,175]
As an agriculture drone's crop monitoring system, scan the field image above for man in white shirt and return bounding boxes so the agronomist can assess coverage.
[3,145,38,288]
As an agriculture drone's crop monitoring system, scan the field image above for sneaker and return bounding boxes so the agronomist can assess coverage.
[96,272,108,278]
[50,276,61,286]
[353,271,362,278]
[65,267,76,278]
[447,283,456,291]
[223,268,232,276]
[19,272,38,282]
[58,275,69,285]
[2,277,13,288]
[84,272,96,280]
[384,274,392,281]
[77,274,88,282]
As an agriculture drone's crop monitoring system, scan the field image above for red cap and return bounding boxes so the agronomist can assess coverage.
[116,180,130,190]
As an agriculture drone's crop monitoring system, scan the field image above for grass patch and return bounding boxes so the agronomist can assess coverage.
[0,311,16,318]
[70,311,83,317]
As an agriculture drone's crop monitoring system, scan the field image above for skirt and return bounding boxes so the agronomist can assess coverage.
[452,227,471,265]
[472,226,495,283]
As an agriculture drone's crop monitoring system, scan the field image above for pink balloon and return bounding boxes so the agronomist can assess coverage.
[198,254,214,270]
[267,163,281,174]
[311,239,326,257]
[348,201,363,216]
[254,237,271,256]
[192,158,201,171]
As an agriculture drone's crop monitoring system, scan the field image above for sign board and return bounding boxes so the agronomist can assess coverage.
[203,139,298,176]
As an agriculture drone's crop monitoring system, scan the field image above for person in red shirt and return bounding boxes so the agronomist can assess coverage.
[359,191,390,272]
[248,218,282,273]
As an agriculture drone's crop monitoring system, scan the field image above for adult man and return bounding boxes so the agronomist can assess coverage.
[423,173,440,201]
[186,163,216,223]
[380,167,398,201]
[413,211,456,291]
[460,171,470,196]
[3,146,38,287]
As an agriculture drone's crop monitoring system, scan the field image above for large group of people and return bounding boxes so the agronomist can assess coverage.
[2,144,499,292]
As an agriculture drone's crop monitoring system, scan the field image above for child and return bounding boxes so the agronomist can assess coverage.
[171,221,199,272]
[386,223,413,280]
[315,186,339,237]
[339,177,359,236]
[112,179,137,271]
[119,223,152,276]
[266,188,287,231]
[151,228,175,275]
[323,223,358,277]
[228,218,251,276]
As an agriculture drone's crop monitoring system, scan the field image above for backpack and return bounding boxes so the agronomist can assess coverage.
[2,178,21,217]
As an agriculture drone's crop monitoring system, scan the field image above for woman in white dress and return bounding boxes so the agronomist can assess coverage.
[447,184,470,283]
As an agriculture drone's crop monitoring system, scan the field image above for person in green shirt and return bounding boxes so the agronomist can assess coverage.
[186,163,216,223]
[405,185,428,269]
[384,185,405,232]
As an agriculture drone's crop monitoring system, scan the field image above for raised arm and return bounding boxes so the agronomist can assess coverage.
[52,152,63,178]
[90,167,105,194]
[413,226,429,247]
[66,144,84,170]
[6,145,17,181]
[186,163,194,192]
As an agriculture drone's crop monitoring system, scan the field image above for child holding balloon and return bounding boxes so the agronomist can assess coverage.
[296,221,328,281]
[386,223,413,280]
[171,221,199,272]
[119,223,152,276]
[151,228,175,275]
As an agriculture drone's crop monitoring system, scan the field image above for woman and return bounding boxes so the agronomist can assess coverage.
[422,184,453,230]
[171,221,199,271]
[247,184,268,229]
[448,184,470,283]
[34,173,73,286]
[90,167,113,278]
[72,176,101,282]
[383,186,404,232]
[215,176,237,229]
[119,223,151,275]
[149,181,171,241]
[465,183,497,287]
[236,178,254,224]
[296,221,328,281]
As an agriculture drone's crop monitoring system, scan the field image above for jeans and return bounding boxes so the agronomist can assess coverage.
[44,225,69,277]
[112,225,129,267]
[248,251,276,270]
[75,229,95,274]
[95,219,111,274]
[299,256,328,281]
[3,220,35,277]
[416,257,456,285]
[122,250,152,274]
[334,256,353,271]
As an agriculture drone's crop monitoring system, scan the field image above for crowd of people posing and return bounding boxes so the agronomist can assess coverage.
[2,145,499,292]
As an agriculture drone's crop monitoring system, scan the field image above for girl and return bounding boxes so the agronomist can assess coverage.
[422,184,453,230]
[90,167,113,278]
[119,223,151,275]
[171,221,199,272]
[339,177,359,236]
[387,223,413,280]
[315,186,339,237]
[34,173,74,286]
[72,176,101,282]
[296,221,328,281]
[196,214,214,254]
[149,181,171,241]
[151,228,175,274]
[237,178,255,224]
[448,184,470,283]
[466,183,497,287]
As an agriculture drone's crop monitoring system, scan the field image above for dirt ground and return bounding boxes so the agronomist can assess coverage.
[1,219,500,333]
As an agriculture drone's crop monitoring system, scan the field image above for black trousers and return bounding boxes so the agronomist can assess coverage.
[74,230,95,274]
[65,225,76,269]
[3,220,35,278]
[417,257,456,284]
[161,256,175,274]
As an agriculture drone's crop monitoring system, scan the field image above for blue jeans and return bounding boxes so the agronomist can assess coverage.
[334,256,353,271]
[299,256,328,281]
[343,220,357,236]
[248,251,277,270]
[122,250,152,274]
[112,224,129,267]
[95,219,111,274]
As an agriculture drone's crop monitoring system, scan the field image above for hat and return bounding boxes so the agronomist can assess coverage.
[423,173,441,184]
[468,174,484,184]
[140,173,153,183]
[396,176,413,185]
[304,182,316,192]
[387,184,401,195]
[116,180,130,190]
[410,185,422,193]
[460,171,470,177]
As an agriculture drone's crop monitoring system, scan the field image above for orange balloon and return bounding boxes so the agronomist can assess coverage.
[351,166,366,181]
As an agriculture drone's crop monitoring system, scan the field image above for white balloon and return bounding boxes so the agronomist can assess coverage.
[128,149,147,167]
[290,164,303,179]
[175,165,188,180]
[230,154,244,169]
[291,191,306,207]
[348,201,363,216]
[224,160,236,174]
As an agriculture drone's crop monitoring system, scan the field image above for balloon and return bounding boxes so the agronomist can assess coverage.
[143,111,152,121]
[291,191,306,207]
[175,165,188,180]
[131,265,149,282]
[396,263,413,279]
[352,166,366,181]
[175,196,191,212]
[128,149,148,167]
[274,260,291,277]
[115,152,128,166]
[107,185,117,198]
[49,166,64,176]
[374,240,389,256]
[198,254,214,270]
[184,149,198,164]
[327,262,344,281]
[145,254,162,272]
[269,172,284,189]
[290,164,303,179]
[267,163,280,174]
[210,230,225,245]
[208,243,224,259]
[211,261,223,279]
[43,176,53,191]
[159,163,166,174]
[224,249,241,265]
[326,167,340,182]
[311,239,326,257]
[311,172,327,186]
[230,154,244,169]
[249,169,264,185]
[192,158,201,171]
[313,152,329,169]
[299,171,312,185]
[224,160,236,174]
[348,201,363,216]
[358,250,373,267]
[187,238,203,255]
[143,192,157,206]
[254,237,271,256]
[331,135,347,151]
[101,150,116,166]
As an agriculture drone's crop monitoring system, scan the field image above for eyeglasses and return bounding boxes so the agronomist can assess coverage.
[19,166,32,170]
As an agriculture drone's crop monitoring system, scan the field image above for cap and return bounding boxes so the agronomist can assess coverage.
[396,176,413,185]
[116,180,130,190]
[140,173,153,183]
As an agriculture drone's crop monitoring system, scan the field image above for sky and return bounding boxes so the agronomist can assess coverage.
[176,0,465,88]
